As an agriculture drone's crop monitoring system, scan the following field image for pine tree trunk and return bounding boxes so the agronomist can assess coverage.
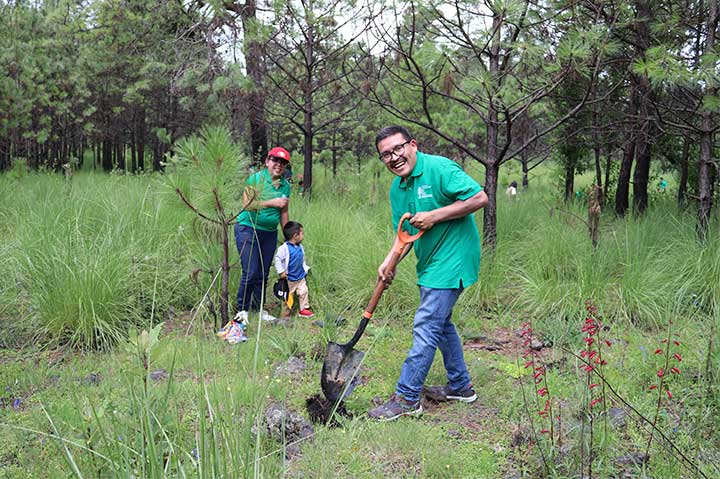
[483,161,499,249]
[102,139,113,171]
[302,10,314,194]
[678,134,690,208]
[239,0,268,164]
[564,148,576,203]
[697,0,718,239]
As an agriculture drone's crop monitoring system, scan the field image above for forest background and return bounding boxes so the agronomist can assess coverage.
[1,0,719,478]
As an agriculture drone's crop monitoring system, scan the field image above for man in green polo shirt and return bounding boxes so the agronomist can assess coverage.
[368,126,488,421]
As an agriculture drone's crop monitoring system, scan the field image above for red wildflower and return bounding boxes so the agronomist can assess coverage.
[657,368,664,377]
[671,367,681,374]
[604,340,612,347]
[654,349,663,354]
[649,385,657,390]
[538,387,548,396]
[666,390,673,399]
[524,361,533,369]
[590,398,602,408]
[583,337,595,346]
[674,353,683,362]
[540,429,550,434]
[673,340,680,346]
[589,383,599,389]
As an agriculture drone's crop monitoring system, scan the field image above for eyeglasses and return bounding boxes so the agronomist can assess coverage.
[379,140,411,162]
[268,156,289,166]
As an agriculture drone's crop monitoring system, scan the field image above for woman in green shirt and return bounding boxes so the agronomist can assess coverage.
[234,147,291,323]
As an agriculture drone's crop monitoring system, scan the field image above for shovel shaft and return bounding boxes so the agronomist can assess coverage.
[343,250,402,350]
[364,250,403,319]
[342,213,423,350]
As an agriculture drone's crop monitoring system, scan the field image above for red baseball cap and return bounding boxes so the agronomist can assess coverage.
[268,146,291,162]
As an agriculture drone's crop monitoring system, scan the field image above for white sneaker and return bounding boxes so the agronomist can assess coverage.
[260,310,277,322]
[234,311,248,323]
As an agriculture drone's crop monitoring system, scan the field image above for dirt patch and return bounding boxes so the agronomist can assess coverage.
[464,327,553,362]
[162,309,208,337]
[422,399,500,438]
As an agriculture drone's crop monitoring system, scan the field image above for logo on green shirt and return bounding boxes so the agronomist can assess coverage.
[417,184,433,199]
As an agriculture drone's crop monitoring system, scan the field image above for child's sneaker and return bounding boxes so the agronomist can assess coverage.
[298,309,315,318]
[260,310,277,322]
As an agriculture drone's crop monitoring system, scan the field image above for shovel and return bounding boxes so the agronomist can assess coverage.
[321,213,423,403]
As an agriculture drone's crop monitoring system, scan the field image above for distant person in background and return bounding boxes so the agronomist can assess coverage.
[506,180,518,199]
[234,146,291,325]
[274,221,314,319]
[658,177,667,193]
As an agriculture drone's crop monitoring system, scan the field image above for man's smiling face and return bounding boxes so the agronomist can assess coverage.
[377,133,417,179]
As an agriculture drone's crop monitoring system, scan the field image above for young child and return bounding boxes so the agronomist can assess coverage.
[274,221,314,318]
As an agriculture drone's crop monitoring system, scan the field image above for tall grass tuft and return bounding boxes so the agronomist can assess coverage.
[1,172,195,349]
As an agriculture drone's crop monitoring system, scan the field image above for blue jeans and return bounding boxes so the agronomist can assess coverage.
[396,286,472,402]
[234,224,277,312]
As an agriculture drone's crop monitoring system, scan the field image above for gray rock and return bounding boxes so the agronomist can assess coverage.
[85,372,101,386]
[615,452,649,466]
[530,339,544,351]
[273,356,306,378]
[608,407,628,429]
[150,369,169,381]
[253,402,314,458]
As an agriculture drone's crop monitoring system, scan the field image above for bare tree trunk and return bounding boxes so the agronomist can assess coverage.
[238,0,268,164]
[616,86,637,217]
[603,147,613,202]
[520,126,529,189]
[137,107,146,171]
[631,1,655,215]
[483,162,499,248]
[589,185,602,250]
[698,0,718,239]
[302,4,315,194]
[564,147,576,202]
[482,11,502,249]
[102,139,113,171]
[678,134,691,208]
[331,131,338,177]
[220,220,230,327]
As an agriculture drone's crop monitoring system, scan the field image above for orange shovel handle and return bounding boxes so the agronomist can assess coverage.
[363,213,425,320]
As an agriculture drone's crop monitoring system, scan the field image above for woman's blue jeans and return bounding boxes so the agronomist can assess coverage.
[234,224,277,312]
[396,286,472,402]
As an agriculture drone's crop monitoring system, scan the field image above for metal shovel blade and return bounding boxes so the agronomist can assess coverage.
[320,342,365,403]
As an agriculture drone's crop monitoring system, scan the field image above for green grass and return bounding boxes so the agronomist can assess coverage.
[0,159,719,478]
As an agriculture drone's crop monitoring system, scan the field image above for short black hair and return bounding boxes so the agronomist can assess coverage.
[510,181,517,188]
[375,126,413,150]
[283,221,303,241]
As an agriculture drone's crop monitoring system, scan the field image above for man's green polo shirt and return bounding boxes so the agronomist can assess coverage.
[389,151,482,289]
[237,169,290,232]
